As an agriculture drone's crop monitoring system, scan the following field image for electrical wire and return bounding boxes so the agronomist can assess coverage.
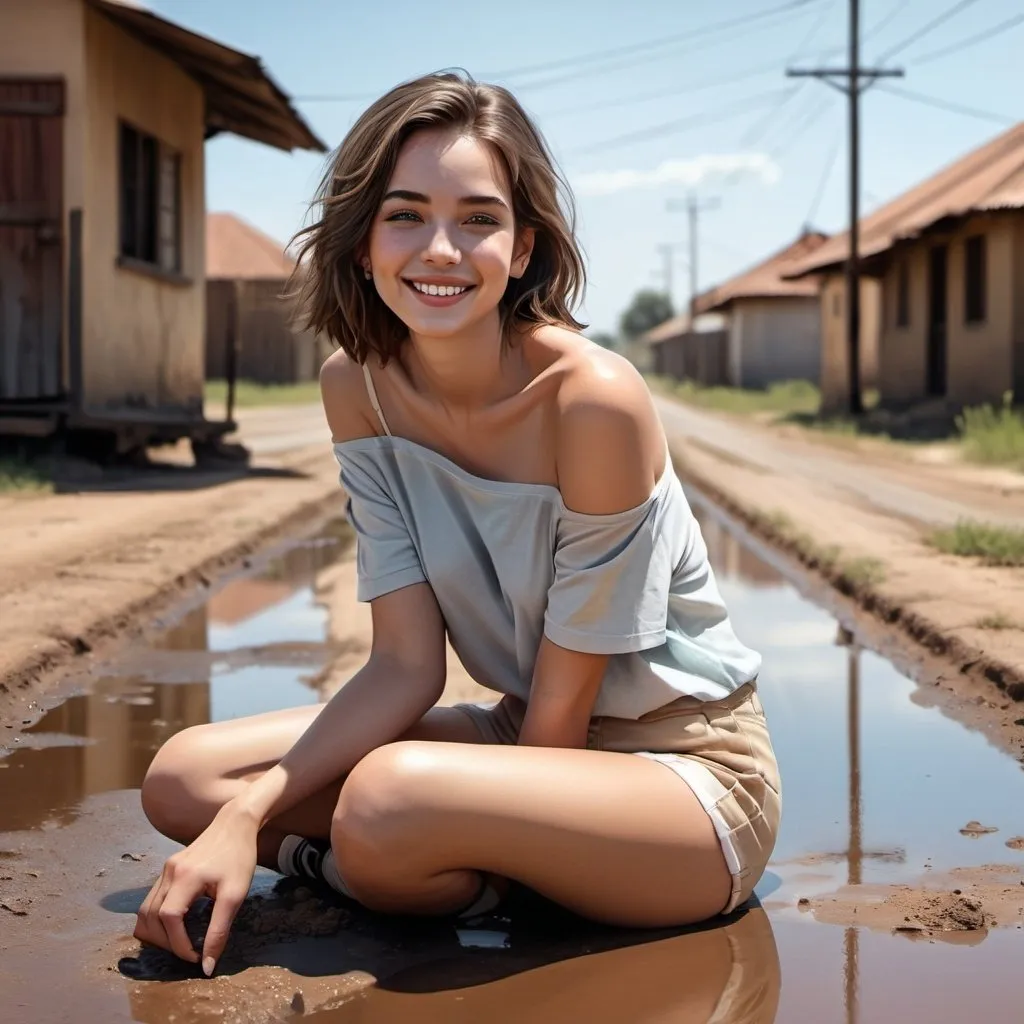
[482,0,825,81]
[544,62,784,120]
[571,89,794,156]
[874,0,983,63]
[910,12,1024,66]
[874,84,1017,126]
[292,0,827,102]
[804,126,843,226]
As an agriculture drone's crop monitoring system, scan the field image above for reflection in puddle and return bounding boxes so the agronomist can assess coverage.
[3,508,1024,1022]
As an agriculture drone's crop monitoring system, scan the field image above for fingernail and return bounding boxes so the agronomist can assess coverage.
[202,956,215,977]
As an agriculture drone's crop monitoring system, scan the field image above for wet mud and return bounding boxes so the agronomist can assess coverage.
[4,510,1024,1021]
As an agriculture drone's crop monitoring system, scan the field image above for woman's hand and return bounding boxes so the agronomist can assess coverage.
[133,802,259,976]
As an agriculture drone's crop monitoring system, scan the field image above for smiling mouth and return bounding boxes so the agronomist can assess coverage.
[405,280,474,298]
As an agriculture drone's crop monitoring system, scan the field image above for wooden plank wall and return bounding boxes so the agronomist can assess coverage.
[0,78,64,400]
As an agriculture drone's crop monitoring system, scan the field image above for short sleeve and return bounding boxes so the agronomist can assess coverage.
[338,453,427,603]
[543,494,676,655]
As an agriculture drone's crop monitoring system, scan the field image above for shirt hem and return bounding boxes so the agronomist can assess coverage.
[543,618,666,655]
[357,567,428,603]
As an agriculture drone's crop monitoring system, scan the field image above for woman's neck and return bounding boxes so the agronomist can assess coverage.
[404,314,527,412]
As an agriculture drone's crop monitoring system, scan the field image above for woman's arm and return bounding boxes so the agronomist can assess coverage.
[134,582,447,974]
[520,348,665,749]
[234,582,447,825]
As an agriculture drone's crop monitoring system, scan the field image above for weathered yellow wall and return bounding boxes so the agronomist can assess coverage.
[878,214,1018,408]
[0,0,86,392]
[877,245,928,406]
[946,215,1014,406]
[82,6,206,413]
[818,274,880,414]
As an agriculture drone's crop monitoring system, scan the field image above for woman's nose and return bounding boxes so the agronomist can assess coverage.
[422,225,461,264]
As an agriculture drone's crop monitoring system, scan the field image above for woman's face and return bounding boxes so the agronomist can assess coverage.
[366,128,533,340]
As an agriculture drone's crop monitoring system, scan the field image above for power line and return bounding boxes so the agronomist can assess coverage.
[544,63,782,120]
[509,6,827,93]
[571,89,794,156]
[293,0,827,103]
[767,92,838,159]
[805,127,843,226]
[874,84,1017,126]
[874,0,983,63]
[484,0,825,81]
[910,12,1024,66]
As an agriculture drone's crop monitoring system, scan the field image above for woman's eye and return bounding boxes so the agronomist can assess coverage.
[466,214,499,226]
[385,210,420,222]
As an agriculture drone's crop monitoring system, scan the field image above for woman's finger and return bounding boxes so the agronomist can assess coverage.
[134,873,173,949]
[158,887,201,964]
[200,884,247,976]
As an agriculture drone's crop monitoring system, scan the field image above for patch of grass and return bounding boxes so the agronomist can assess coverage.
[205,379,322,408]
[956,394,1024,470]
[0,457,53,495]
[839,555,887,588]
[974,613,1020,631]
[660,378,822,418]
[927,519,1024,567]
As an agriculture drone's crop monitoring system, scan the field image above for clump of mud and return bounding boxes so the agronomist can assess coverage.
[805,865,1024,938]
[120,878,349,981]
[889,891,989,933]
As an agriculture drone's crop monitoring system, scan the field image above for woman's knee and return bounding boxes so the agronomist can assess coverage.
[140,724,224,841]
[331,742,437,880]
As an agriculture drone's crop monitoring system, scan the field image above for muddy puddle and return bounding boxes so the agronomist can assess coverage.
[3,504,1024,1022]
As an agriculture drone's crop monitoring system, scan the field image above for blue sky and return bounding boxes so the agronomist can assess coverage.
[150,0,1021,335]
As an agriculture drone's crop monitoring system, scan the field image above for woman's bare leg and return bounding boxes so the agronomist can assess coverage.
[140,704,481,868]
[332,740,734,928]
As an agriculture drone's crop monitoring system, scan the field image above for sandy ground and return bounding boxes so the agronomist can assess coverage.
[0,433,342,724]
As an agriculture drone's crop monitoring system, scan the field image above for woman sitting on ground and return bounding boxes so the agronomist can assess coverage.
[133,70,782,977]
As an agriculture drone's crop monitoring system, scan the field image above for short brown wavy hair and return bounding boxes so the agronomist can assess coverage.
[288,70,587,365]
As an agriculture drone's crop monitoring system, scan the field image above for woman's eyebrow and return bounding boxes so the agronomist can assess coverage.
[382,189,508,209]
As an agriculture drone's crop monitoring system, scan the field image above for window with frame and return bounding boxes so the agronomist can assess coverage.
[895,261,910,327]
[964,234,986,324]
[119,121,181,274]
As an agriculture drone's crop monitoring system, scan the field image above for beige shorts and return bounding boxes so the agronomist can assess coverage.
[453,681,781,915]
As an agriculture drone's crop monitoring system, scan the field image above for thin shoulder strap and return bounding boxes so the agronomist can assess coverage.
[361,362,392,437]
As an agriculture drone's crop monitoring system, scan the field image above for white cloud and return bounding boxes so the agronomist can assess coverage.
[573,153,781,197]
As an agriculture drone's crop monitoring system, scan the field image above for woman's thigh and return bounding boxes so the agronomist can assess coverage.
[141,703,482,840]
[335,740,734,928]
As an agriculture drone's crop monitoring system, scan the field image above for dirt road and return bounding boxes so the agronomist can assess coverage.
[0,406,341,722]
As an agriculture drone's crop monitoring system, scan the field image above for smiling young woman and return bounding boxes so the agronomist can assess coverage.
[133,70,781,977]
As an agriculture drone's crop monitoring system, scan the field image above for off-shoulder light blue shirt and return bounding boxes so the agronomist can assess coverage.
[334,436,760,719]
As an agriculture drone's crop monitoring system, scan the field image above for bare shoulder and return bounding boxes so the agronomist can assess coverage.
[553,336,666,515]
[319,349,379,443]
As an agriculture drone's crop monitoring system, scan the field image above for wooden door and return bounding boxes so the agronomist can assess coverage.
[0,79,64,401]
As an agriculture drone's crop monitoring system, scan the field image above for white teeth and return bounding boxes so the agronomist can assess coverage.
[412,281,467,297]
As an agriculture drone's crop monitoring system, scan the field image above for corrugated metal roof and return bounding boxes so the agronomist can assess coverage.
[786,122,1024,278]
[693,230,827,314]
[88,0,327,153]
[206,213,296,281]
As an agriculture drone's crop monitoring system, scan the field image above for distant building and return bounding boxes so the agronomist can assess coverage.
[786,123,1024,412]
[0,0,325,455]
[692,230,839,390]
[644,312,729,386]
[205,213,329,386]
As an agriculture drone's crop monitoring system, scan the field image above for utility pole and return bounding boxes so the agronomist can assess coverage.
[667,195,719,320]
[787,0,902,415]
[656,243,675,309]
